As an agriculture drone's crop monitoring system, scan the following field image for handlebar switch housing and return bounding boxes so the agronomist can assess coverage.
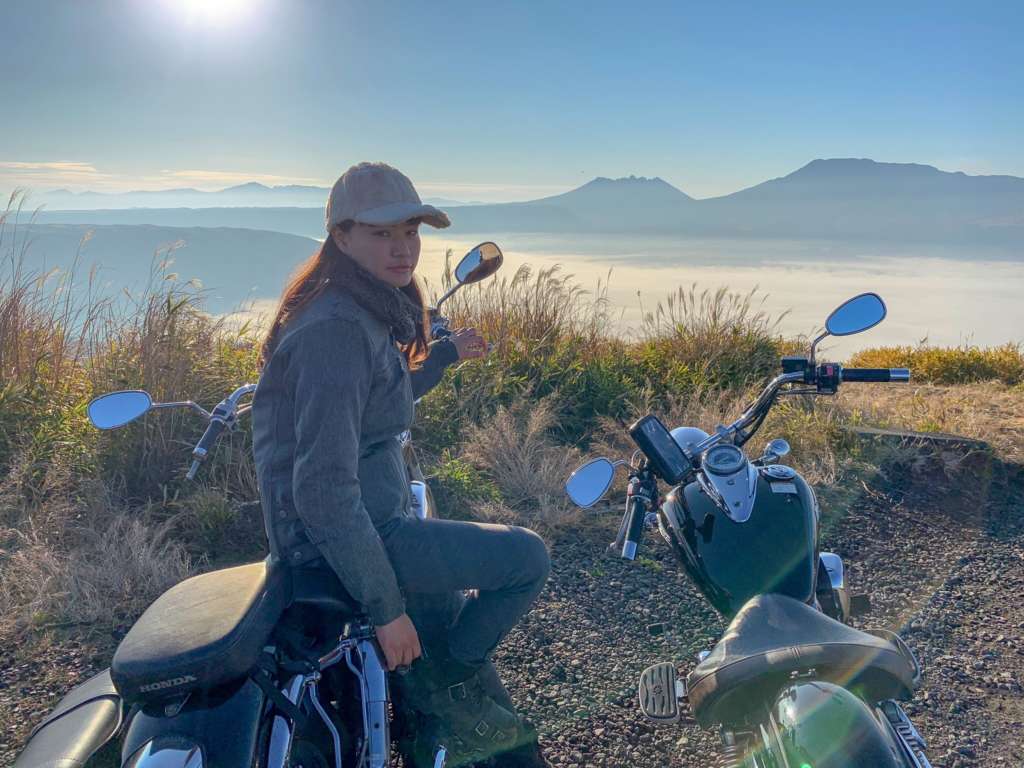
[781,356,813,383]
[211,402,234,424]
[816,363,842,394]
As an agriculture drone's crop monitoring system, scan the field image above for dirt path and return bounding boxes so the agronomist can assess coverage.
[5,455,1023,767]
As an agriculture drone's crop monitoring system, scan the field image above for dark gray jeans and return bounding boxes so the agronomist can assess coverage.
[380,516,550,667]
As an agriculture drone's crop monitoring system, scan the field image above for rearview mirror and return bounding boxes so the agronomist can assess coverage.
[454,242,503,285]
[88,390,153,430]
[565,458,616,508]
[825,293,887,337]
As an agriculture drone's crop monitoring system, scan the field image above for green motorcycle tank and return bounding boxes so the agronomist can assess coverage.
[659,469,819,617]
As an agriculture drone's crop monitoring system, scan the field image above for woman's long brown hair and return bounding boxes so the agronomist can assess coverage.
[260,226,429,367]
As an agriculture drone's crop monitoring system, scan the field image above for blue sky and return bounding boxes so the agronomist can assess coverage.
[2,0,1021,201]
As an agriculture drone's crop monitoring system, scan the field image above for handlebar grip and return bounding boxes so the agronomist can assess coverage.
[187,418,228,479]
[621,497,646,560]
[841,368,911,383]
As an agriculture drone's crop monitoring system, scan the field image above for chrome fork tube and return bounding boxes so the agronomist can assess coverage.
[266,673,308,768]
[346,638,390,768]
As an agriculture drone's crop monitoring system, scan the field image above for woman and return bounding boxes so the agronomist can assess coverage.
[252,162,551,767]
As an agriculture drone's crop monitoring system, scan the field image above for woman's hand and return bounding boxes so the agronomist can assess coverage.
[376,613,422,670]
[449,327,489,360]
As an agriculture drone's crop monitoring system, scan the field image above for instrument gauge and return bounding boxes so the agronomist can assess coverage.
[703,444,746,476]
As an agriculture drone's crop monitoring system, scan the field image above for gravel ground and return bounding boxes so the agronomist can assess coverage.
[4,452,1023,767]
[492,453,1024,767]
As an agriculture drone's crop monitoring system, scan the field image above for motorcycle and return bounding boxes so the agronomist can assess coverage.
[13,242,502,768]
[565,293,932,767]
[402,241,503,520]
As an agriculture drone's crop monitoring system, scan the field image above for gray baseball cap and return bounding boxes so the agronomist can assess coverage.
[325,162,450,232]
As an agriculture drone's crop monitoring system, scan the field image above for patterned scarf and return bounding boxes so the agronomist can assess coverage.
[331,251,421,344]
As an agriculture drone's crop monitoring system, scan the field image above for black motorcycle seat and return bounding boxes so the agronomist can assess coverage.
[111,558,289,704]
[686,593,917,727]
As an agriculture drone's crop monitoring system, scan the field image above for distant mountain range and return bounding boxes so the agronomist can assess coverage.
[445,160,1024,245]
[25,159,1024,246]
[31,183,477,210]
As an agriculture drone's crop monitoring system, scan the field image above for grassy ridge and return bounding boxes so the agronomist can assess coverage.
[1,194,1020,642]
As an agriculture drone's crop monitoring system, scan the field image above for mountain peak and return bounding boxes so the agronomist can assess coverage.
[571,175,692,200]
[224,182,272,192]
[589,174,667,185]
[786,158,948,181]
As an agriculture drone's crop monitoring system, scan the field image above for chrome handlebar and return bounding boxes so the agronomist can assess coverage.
[687,364,910,458]
[689,371,807,457]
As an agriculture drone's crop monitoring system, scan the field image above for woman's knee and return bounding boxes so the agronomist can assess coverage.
[513,526,550,587]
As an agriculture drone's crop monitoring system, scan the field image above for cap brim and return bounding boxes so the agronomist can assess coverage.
[354,202,451,229]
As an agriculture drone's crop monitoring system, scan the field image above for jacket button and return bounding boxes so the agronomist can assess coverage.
[292,551,302,560]
[278,509,288,519]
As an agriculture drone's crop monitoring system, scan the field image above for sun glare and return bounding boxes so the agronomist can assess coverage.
[175,0,253,27]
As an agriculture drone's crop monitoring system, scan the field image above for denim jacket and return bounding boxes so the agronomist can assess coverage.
[252,285,458,625]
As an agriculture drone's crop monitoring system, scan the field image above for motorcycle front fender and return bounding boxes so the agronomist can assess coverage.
[14,668,123,768]
[769,681,910,767]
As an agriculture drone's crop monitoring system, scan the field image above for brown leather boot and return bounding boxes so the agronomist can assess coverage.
[397,657,533,766]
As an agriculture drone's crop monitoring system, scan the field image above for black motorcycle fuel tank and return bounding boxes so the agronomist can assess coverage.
[659,467,819,617]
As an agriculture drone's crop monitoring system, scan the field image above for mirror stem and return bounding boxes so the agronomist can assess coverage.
[151,401,213,419]
[808,329,830,368]
[435,282,461,309]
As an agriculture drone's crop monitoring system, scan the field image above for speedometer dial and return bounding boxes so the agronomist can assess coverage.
[703,444,746,476]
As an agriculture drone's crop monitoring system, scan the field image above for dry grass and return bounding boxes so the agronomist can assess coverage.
[0,446,198,634]
[838,382,1024,464]
[0,512,196,633]
[0,193,257,640]
[440,257,612,358]
[86,258,260,500]
[638,283,792,387]
[461,397,583,532]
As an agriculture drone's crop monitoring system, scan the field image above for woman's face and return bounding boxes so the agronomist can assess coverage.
[332,219,421,288]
